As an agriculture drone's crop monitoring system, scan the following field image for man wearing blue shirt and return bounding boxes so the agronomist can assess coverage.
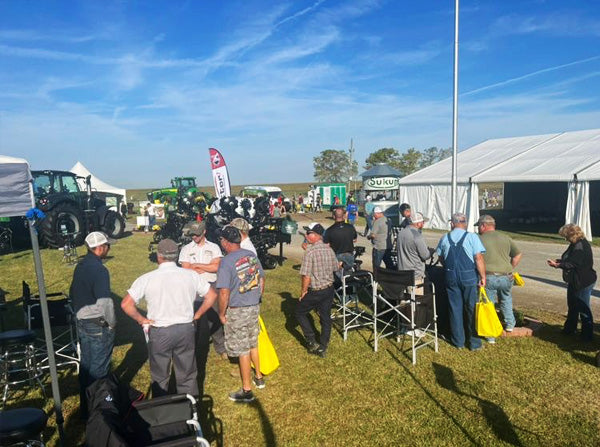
[436,213,487,351]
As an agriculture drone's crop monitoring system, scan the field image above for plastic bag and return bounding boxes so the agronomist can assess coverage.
[254,315,280,375]
[476,287,504,338]
[513,272,525,287]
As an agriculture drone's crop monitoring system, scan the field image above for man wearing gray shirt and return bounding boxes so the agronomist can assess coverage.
[396,212,433,291]
[368,206,392,269]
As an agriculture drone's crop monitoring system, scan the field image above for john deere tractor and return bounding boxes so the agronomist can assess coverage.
[147,177,203,204]
[31,170,125,248]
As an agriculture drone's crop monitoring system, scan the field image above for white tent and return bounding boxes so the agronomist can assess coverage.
[399,128,600,239]
[70,161,127,204]
[0,155,66,444]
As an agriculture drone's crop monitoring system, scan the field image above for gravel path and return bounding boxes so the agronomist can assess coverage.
[274,213,600,317]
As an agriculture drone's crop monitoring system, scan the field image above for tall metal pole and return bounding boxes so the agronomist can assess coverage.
[451,0,460,214]
[349,138,355,194]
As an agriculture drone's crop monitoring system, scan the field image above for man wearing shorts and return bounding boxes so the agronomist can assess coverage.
[217,226,265,403]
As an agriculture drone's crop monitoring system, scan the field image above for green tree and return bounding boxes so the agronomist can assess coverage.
[397,148,423,176]
[313,149,358,183]
[420,146,452,169]
[363,148,401,170]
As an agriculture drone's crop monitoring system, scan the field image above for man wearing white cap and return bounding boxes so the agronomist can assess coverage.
[69,231,115,418]
[368,206,392,269]
[396,212,433,292]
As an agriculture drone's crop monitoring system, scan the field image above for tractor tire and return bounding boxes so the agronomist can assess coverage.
[261,254,278,270]
[40,203,85,248]
[101,210,125,239]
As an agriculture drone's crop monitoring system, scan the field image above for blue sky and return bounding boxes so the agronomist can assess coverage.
[1,0,600,188]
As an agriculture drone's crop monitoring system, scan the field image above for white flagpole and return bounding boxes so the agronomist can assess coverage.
[451,0,459,214]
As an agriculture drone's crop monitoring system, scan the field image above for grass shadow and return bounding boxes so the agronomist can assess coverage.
[521,274,600,298]
[533,321,600,365]
[279,291,313,347]
[250,398,277,446]
[199,394,224,447]
[432,362,526,447]
[385,348,482,446]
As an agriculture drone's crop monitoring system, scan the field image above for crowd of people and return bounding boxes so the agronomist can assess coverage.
[69,197,597,420]
[70,222,266,414]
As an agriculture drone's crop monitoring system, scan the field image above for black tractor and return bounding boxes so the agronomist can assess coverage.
[31,170,125,248]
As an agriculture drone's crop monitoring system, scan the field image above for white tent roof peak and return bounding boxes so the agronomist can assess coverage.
[70,161,127,201]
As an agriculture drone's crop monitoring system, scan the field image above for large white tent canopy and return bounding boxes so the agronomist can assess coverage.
[399,128,600,239]
[70,161,127,203]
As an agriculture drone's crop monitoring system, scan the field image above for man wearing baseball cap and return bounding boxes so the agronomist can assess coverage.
[476,214,522,340]
[436,212,487,351]
[217,226,266,403]
[396,212,433,293]
[297,223,340,358]
[69,231,115,418]
[122,238,217,397]
[179,221,226,360]
[229,217,257,255]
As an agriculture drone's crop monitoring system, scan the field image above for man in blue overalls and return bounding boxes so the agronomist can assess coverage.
[436,213,487,351]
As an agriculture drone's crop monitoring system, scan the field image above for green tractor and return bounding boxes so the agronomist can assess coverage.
[31,170,125,248]
[147,177,200,204]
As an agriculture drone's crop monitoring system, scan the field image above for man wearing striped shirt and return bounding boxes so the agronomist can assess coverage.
[296,222,341,358]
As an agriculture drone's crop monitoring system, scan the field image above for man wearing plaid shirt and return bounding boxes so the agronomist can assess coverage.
[296,222,341,358]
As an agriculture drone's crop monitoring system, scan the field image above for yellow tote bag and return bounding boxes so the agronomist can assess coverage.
[513,272,525,287]
[253,316,280,376]
[475,287,504,338]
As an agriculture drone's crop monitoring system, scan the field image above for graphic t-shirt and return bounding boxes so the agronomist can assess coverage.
[216,249,264,307]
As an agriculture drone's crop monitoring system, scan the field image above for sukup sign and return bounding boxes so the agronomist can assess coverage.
[365,177,399,190]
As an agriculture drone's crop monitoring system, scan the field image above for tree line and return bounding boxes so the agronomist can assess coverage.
[313,147,452,183]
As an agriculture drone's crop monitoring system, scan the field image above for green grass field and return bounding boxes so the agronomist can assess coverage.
[2,233,599,446]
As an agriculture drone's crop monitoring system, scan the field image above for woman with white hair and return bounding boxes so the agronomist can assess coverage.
[547,224,596,342]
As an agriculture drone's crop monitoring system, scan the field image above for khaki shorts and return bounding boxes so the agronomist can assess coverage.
[224,305,260,357]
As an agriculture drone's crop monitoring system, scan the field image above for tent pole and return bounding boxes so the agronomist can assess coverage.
[451,0,459,214]
[28,218,65,445]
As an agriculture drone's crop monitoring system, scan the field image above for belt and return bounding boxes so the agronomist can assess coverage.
[486,272,512,276]
[309,284,333,292]
[80,316,109,328]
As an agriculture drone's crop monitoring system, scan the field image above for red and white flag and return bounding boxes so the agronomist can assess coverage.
[209,148,231,198]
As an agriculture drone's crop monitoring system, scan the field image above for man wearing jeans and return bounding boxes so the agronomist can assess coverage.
[476,215,522,342]
[436,213,487,351]
[70,231,116,418]
[121,239,217,397]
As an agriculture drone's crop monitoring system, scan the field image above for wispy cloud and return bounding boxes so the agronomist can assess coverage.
[0,29,98,43]
[490,13,600,37]
[462,55,600,97]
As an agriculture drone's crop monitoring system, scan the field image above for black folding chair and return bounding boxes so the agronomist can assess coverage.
[373,267,438,365]
[22,281,80,372]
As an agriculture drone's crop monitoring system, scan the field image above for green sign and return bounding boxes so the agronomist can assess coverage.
[365,177,399,190]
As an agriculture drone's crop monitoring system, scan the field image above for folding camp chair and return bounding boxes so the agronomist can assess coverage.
[332,270,376,341]
[127,394,209,447]
[22,281,80,372]
[373,267,438,365]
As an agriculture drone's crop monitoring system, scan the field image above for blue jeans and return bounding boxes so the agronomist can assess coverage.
[372,248,393,270]
[565,281,595,340]
[486,275,516,330]
[446,280,481,350]
[77,319,114,416]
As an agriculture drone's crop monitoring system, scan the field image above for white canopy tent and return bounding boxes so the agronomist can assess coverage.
[70,161,127,206]
[0,155,65,444]
[399,128,600,239]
